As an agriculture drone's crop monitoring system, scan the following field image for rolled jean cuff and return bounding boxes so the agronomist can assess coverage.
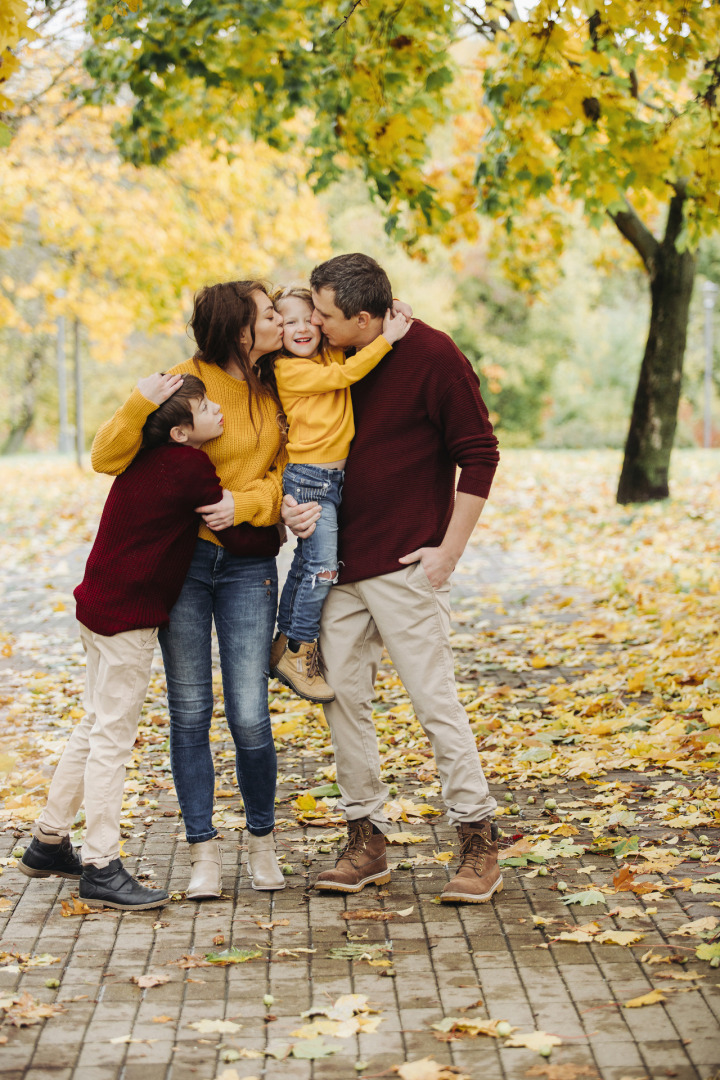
[184,826,218,845]
[246,824,275,838]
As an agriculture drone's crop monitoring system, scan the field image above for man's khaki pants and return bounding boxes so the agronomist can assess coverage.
[35,623,158,867]
[320,562,496,831]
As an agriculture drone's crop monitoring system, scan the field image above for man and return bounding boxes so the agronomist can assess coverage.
[282,253,501,903]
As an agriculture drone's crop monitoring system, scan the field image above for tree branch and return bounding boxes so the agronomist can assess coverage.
[456,2,518,38]
[663,180,688,250]
[334,0,365,32]
[609,200,660,274]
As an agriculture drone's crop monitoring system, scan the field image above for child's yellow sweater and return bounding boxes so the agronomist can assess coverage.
[274,336,392,464]
[91,358,286,547]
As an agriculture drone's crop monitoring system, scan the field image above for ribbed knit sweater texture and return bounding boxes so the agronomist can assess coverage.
[90,358,286,559]
[75,445,223,635]
[338,320,499,585]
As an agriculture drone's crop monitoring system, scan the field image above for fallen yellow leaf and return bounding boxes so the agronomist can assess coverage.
[624,989,667,1007]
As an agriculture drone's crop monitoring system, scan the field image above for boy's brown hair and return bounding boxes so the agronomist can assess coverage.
[141,374,206,450]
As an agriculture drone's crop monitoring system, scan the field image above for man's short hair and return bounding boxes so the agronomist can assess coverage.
[310,253,393,319]
[141,374,206,450]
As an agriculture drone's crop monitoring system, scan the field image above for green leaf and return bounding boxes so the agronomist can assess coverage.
[0,123,12,148]
[613,836,639,858]
[562,890,607,907]
[518,747,553,762]
[291,1037,337,1059]
[309,783,341,797]
[696,943,720,962]
[425,65,453,92]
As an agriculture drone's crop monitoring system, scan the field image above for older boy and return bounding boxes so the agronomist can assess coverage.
[21,375,225,910]
[283,253,502,904]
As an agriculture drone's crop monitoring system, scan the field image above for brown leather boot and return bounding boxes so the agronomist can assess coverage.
[315,819,390,893]
[274,639,335,703]
[269,632,287,673]
[440,821,503,903]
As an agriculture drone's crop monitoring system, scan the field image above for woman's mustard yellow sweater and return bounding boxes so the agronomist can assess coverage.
[91,358,286,547]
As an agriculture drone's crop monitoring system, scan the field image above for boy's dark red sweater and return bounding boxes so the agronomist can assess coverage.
[75,444,224,636]
[338,319,499,585]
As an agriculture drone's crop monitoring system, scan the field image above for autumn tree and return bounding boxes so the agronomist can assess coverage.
[461,1,720,502]
[0,48,330,449]
[76,0,720,501]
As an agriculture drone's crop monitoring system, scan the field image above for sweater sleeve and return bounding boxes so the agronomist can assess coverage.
[91,388,158,476]
[228,444,287,527]
[275,337,392,397]
[185,452,224,509]
[431,358,500,500]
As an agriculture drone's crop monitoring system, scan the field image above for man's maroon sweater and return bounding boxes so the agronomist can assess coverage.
[338,319,499,585]
[75,444,225,636]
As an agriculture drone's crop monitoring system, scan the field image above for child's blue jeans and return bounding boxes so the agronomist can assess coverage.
[277,463,344,643]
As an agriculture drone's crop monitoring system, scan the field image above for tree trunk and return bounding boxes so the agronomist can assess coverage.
[614,190,696,504]
[1,345,43,455]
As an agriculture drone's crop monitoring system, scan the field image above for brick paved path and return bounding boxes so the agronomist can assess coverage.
[0,542,718,1080]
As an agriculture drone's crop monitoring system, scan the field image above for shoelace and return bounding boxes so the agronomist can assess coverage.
[337,822,368,867]
[307,642,323,679]
[458,831,490,873]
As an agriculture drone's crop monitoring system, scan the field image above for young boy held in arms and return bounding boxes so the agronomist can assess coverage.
[20,375,229,910]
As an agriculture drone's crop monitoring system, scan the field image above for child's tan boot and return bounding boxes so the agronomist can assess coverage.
[274,640,335,703]
[269,632,288,674]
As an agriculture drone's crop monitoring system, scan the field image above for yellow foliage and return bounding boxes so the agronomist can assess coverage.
[1,48,330,360]
[0,0,34,112]
[419,3,720,280]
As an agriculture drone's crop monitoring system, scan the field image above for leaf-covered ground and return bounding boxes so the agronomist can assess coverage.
[0,450,718,1076]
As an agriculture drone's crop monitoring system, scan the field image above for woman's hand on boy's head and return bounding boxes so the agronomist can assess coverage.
[137,371,184,405]
[382,308,411,345]
[281,493,320,538]
[391,299,413,320]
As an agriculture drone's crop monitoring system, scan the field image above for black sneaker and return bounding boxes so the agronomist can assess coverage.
[79,859,169,911]
[19,836,83,880]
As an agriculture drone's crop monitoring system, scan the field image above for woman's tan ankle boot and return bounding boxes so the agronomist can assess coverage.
[245,830,285,891]
[187,839,222,899]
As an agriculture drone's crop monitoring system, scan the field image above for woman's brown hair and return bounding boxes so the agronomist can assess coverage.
[189,281,283,439]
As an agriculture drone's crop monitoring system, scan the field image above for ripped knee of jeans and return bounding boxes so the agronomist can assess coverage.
[311,567,339,588]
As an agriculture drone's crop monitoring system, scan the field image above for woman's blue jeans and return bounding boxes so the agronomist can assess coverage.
[277,464,344,643]
[159,539,277,843]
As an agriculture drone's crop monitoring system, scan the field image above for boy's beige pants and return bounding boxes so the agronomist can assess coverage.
[35,623,158,868]
[320,562,497,830]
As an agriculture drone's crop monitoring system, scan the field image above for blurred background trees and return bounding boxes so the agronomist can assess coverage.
[0,1,718,503]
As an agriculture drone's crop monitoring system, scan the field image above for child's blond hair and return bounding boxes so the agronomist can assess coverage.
[272,285,313,311]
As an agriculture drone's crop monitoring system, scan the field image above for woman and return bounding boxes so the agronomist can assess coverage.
[91,281,287,898]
